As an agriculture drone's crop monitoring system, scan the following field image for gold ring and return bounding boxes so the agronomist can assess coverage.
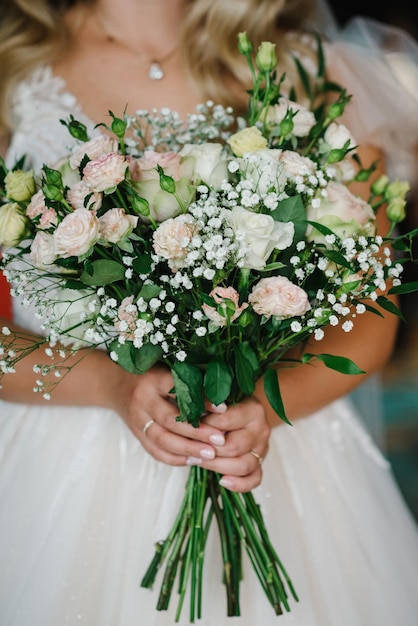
[143,419,155,436]
[250,449,263,465]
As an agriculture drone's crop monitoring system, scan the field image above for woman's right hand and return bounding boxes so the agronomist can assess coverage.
[117,364,228,466]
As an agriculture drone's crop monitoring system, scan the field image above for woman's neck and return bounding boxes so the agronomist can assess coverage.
[86,0,186,56]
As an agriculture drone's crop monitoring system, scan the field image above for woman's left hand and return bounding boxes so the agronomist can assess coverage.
[193,397,271,493]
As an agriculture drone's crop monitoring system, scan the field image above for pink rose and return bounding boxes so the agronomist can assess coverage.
[69,135,119,169]
[53,208,100,257]
[115,296,138,341]
[267,97,316,137]
[67,180,103,212]
[82,153,127,192]
[306,181,376,243]
[152,215,198,270]
[26,189,48,219]
[249,276,311,319]
[38,208,58,230]
[202,286,248,327]
[278,150,317,178]
[134,150,192,181]
[30,231,57,267]
[98,208,139,244]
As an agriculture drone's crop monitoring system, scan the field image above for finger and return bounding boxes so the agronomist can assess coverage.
[153,404,227,447]
[141,418,220,463]
[201,413,270,459]
[187,448,264,476]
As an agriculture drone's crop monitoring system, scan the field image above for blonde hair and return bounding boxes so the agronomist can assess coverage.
[0,0,317,135]
[181,0,318,112]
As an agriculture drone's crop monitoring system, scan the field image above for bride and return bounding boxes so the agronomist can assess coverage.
[1,1,418,625]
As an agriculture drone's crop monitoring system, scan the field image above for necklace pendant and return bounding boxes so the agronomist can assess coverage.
[149,62,164,80]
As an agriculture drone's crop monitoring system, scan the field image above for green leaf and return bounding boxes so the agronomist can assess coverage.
[271,194,305,222]
[270,194,306,241]
[264,368,291,425]
[320,249,352,270]
[63,279,88,290]
[108,341,162,374]
[315,33,326,79]
[172,362,205,427]
[133,254,153,275]
[138,282,162,301]
[204,360,233,406]
[292,55,312,100]
[117,238,134,253]
[306,220,334,237]
[302,352,365,375]
[234,342,259,395]
[389,281,418,296]
[262,261,286,272]
[375,295,404,319]
[133,342,163,373]
[80,259,125,285]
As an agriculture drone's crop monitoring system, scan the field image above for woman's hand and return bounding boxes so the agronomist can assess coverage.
[118,365,271,493]
[201,397,271,492]
[118,364,226,463]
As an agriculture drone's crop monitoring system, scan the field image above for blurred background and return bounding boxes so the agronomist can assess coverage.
[330,2,418,523]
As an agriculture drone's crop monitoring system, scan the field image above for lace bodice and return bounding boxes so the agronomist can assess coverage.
[6,66,96,173]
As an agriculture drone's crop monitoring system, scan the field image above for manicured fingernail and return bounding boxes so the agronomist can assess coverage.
[209,433,225,446]
[200,448,215,460]
[186,456,203,466]
[210,402,227,413]
[219,477,234,489]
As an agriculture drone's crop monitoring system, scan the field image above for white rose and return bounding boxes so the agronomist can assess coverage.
[268,97,316,137]
[98,208,139,243]
[0,202,29,247]
[228,206,294,269]
[132,151,196,222]
[134,177,196,222]
[4,169,36,202]
[332,158,357,183]
[179,143,229,189]
[54,208,100,257]
[47,288,99,348]
[306,181,376,243]
[227,126,268,157]
[249,276,311,319]
[324,122,356,151]
[30,231,57,267]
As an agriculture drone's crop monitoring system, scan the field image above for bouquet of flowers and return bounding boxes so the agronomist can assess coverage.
[0,33,416,621]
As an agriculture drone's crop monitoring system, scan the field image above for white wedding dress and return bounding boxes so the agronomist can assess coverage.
[1,19,418,626]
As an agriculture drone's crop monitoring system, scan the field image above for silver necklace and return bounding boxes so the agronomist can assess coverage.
[97,16,178,80]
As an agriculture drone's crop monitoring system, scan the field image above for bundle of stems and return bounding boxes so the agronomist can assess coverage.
[141,466,298,622]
